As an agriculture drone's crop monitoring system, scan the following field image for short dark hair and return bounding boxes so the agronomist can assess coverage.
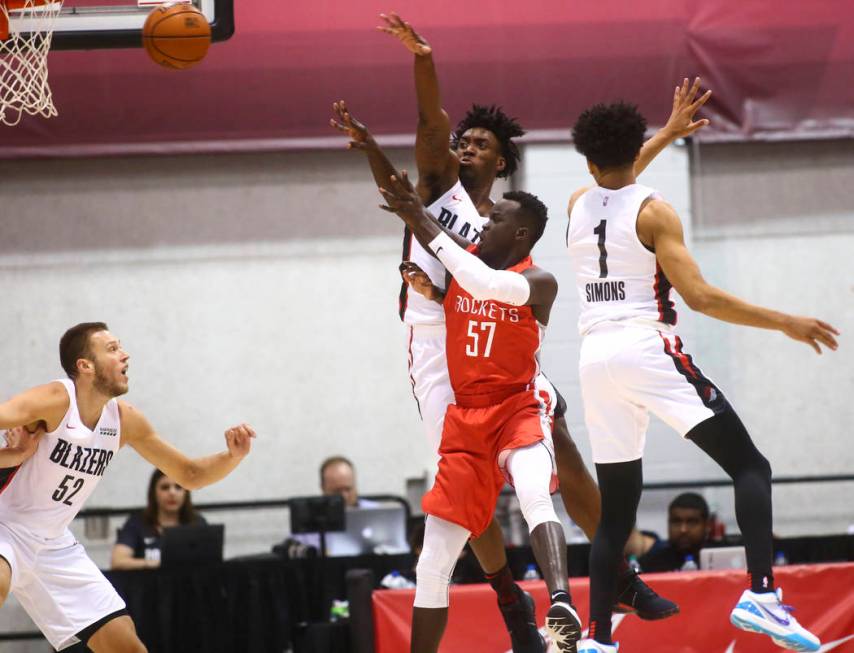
[571,101,647,170]
[319,455,354,487]
[669,492,710,521]
[503,190,548,245]
[453,104,525,178]
[59,322,108,380]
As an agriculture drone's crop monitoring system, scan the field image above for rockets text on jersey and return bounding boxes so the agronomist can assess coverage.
[443,250,544,401]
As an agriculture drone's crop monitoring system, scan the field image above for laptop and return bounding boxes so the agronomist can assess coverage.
[699,545,747,570]
[160,523,224,567]
[324,505,409,557]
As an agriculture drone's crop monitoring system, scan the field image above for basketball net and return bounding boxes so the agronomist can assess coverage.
[0,0,62,126]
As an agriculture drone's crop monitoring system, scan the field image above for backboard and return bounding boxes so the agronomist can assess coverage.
[9,0,233,50]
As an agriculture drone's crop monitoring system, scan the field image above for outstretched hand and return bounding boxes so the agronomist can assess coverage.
[377,12,431,56]
[782,316,840,354]
[399,261,442,301]
[3,424,43,460]
[329,100,373,151]
[225,423,255,459]
[379,170,423,218]
[663,77,711,139]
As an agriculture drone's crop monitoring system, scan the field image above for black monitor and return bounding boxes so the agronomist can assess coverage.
[289,495,346,534]
[160,523,224,568]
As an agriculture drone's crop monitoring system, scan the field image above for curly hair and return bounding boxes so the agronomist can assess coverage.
[453,104,525,178]
[503,190,548,245]
[571,102,647,170]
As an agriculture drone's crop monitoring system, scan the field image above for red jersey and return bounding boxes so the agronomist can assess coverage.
[443,251,544,406]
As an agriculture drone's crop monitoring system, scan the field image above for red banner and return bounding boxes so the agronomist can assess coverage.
[3,1,854,157]
[373,563,854,653]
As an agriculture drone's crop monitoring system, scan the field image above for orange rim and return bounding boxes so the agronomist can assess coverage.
[0,0,58,41]
[0,0,7,41]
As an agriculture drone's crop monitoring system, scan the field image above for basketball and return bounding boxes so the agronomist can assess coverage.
[142,3,212,70]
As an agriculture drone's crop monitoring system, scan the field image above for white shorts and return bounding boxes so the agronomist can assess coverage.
[0,521,126,651]
[408,324,455,459]
[579,324,726,464]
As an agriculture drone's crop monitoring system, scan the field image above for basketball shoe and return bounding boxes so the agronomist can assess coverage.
[578,640,618,653]
[497,587,546,653]
[545,601,582,653]
[614,569,679,620]
[730,588,820,651]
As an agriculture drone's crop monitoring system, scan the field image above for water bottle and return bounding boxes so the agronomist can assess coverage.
[523,564,541,580]
[680,554,698,571]
[380,570,404,589]
[329,599,349,622]
[380,570,415,589]
[773,550,788,567]
[628,554,642,574]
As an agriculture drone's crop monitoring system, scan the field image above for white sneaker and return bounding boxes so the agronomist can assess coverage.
[545,602,582,653]
[730,588,820,651]
[577,639,618,652]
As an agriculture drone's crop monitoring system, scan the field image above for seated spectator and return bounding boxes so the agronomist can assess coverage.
[319,455,377,508]
[111,469,206,570]
[638,492,711,572]
[624,526,662,559]
[278,456,380,557]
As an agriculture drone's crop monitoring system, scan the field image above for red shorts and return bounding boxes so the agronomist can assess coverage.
[422,386,557,537]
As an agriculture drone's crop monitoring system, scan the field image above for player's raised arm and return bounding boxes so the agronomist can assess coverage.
[642,200,840,354]
[634,77,711,177]
[120,401,255,491]
[378,12,457,197]
[329,100,399,191]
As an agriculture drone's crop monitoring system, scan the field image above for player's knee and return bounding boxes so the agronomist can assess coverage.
[414,553,452,609]
[518,491,559,532]
[753,452,772,485]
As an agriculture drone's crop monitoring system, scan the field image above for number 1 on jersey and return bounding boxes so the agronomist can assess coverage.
[466,320,496,358]
[593,219,608,278]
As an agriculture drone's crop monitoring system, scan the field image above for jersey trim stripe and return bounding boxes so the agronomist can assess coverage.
[660,333,725,413]
[0,465,21,495]
[406,326,423,419]
[654,263,678,325]
[398,227,414,321]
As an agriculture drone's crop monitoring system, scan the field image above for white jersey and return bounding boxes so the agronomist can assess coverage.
[399,180,486,325]
[567,183,678,336]
[0,379,120,539]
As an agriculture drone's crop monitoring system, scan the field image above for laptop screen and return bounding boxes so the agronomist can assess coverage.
[323,506,409,557]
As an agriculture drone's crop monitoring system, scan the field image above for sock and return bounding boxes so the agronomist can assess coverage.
[749,571,775,594]
[550,589,571,606]
[589,619,612,645]
[486,565,519,605]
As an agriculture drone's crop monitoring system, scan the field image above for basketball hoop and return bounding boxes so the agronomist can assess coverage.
[0,0,63,125]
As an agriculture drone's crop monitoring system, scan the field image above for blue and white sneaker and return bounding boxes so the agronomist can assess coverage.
[578,639,619,652]
[730,588,820,651]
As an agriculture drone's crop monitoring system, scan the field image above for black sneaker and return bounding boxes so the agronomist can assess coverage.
[498,588,547,653]
[545,601,582,653]
[614,569,680,620]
